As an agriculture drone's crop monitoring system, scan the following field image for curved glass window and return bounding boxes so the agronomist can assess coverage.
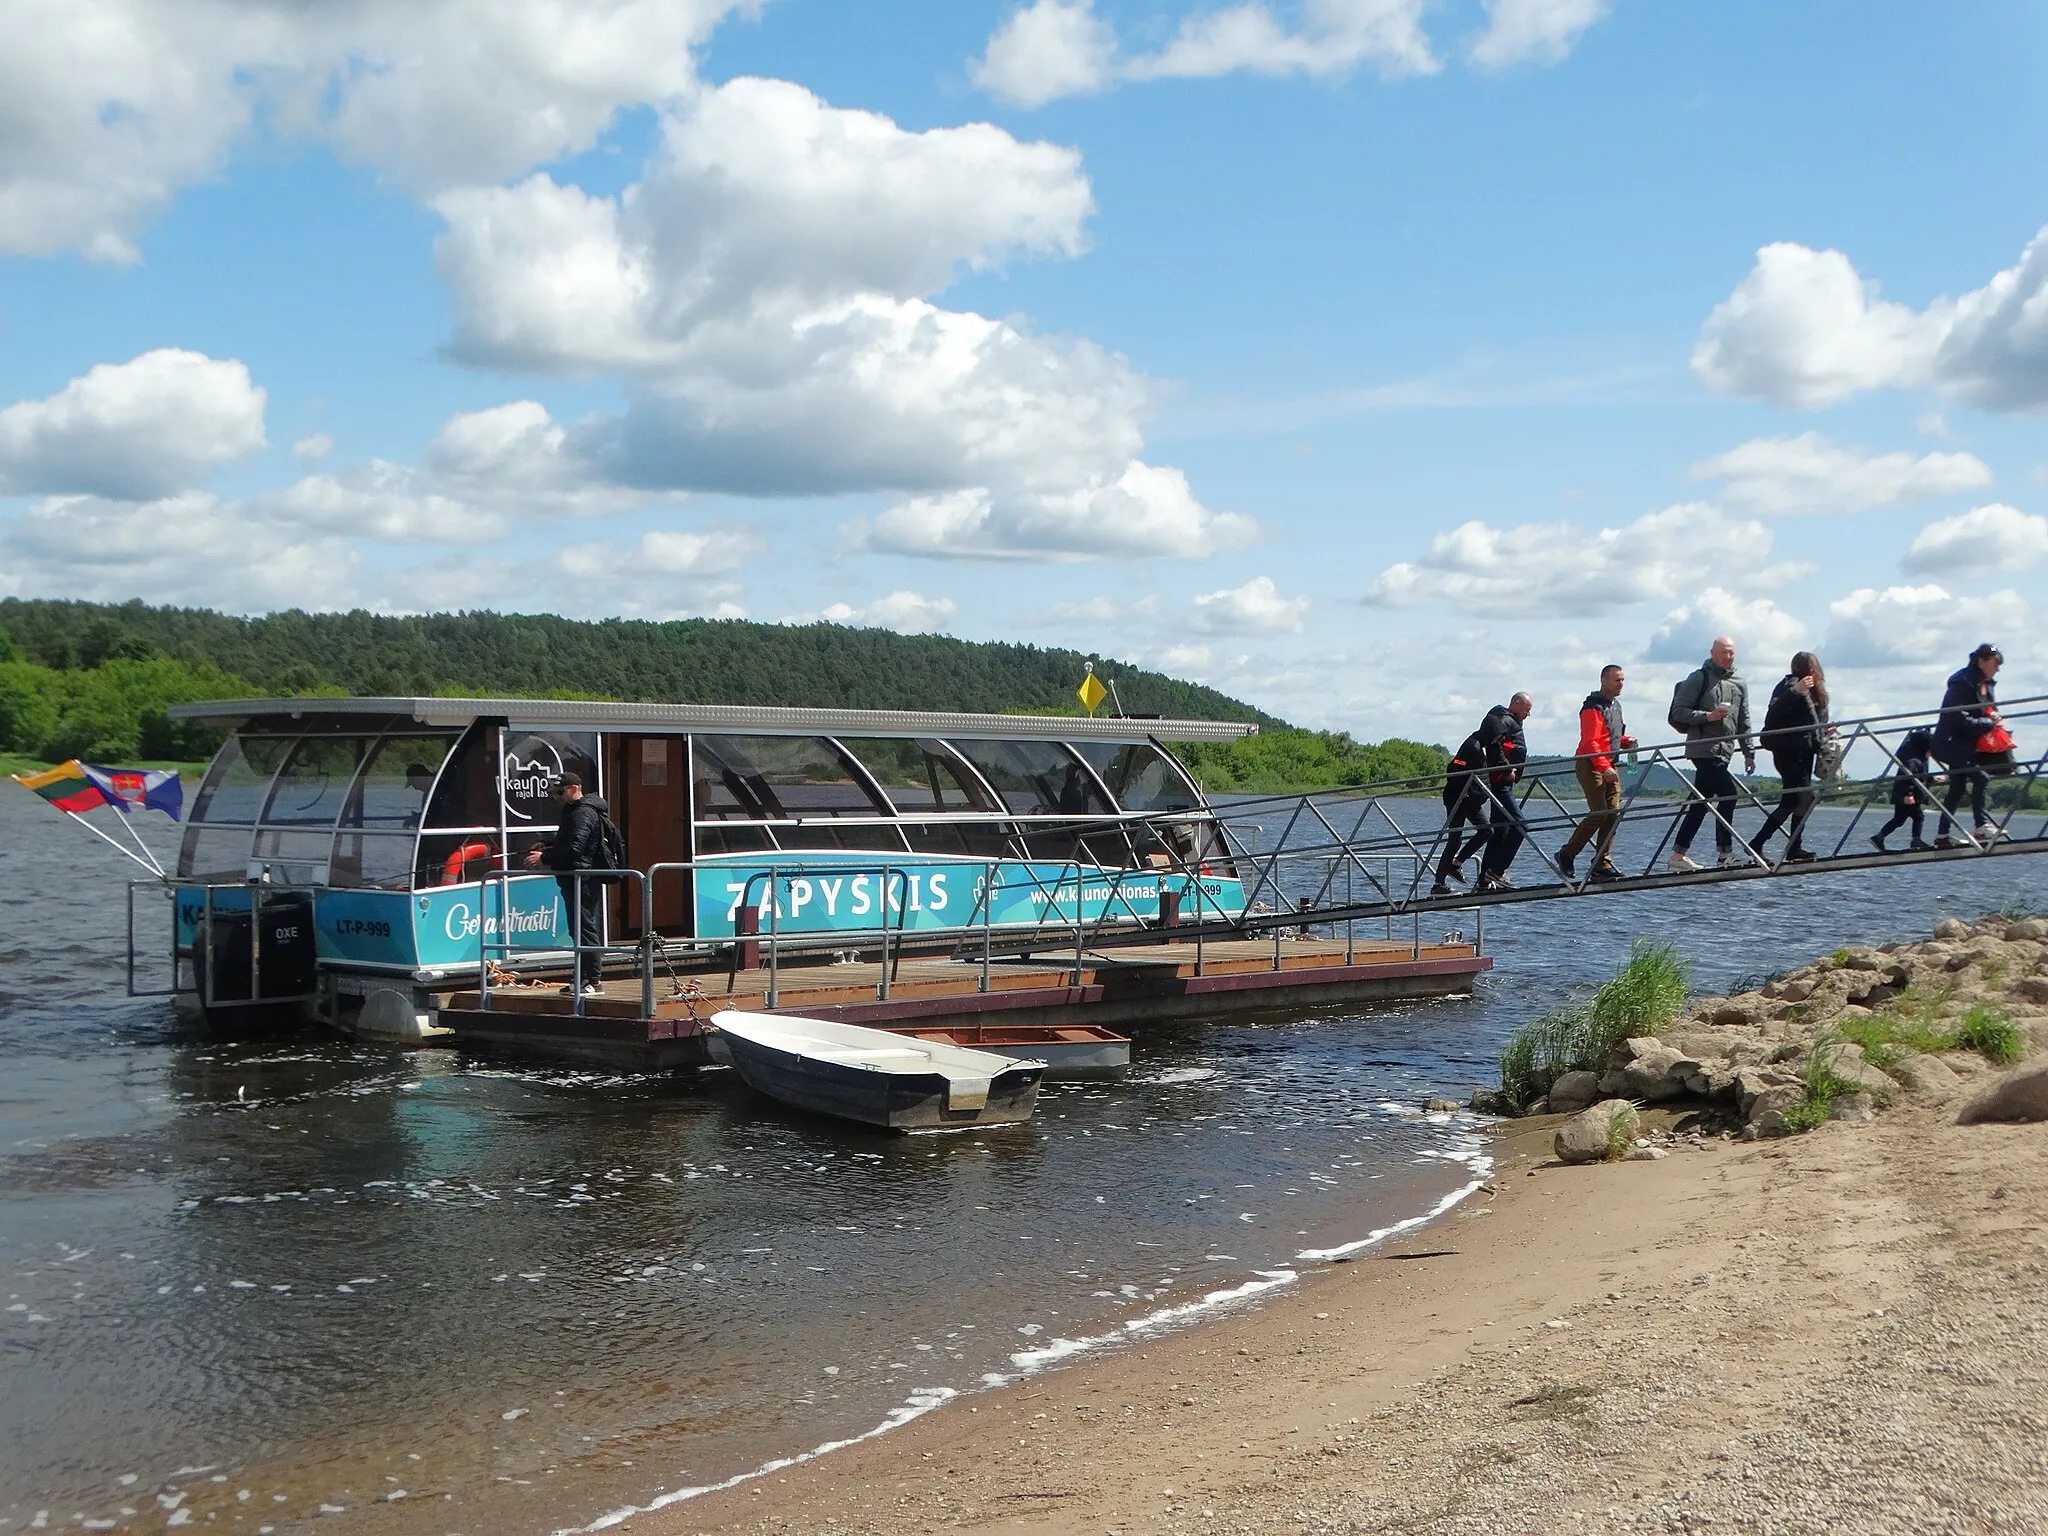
[693,736,889,820]
[330,831,419,890]
[345,735,455,830]
[951,740,1110,817]
[1069,741,1202,814]
[425,723,499,830]
[262,737,372,826]
[179,824,256,881]
[188,735,294,825]
[837,738,999,814]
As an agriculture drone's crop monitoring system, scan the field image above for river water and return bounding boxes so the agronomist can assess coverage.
[4,788,2044,1535]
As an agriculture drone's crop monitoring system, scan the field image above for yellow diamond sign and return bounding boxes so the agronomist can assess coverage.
[1077,670,1107,715]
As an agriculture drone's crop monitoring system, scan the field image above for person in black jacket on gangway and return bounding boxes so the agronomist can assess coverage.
[1930,643,2007,848]
[1753,652,1829,864]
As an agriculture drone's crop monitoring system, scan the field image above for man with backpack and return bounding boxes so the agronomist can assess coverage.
[1666,635,1758,871]
[522,771,624,995]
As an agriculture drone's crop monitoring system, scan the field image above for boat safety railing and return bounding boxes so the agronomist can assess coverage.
[475,867,656,1020]
[127,878,181,999]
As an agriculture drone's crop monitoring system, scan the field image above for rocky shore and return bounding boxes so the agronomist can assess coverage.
[1485,915,2048,1153]
[647,920,2048,1536]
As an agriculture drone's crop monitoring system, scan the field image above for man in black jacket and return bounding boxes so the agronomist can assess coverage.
[523,772,610,994]
[1474,692,1533,891]
[1432,693,1532,895]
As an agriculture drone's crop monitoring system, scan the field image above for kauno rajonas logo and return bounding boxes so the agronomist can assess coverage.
[501,740,564,822]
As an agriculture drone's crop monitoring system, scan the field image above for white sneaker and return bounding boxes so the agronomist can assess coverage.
[1715,851,1741,869]
[1668,850,1702,873]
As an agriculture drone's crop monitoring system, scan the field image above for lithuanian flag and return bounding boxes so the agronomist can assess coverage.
[11,759,113,814]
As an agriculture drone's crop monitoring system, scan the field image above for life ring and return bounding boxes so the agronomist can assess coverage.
[440,842,497,885]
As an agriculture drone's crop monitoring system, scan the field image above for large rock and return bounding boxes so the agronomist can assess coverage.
[2014,977,2048,1006]
[1546,1070,1601,1115]
[1935,917,1971,941]
[1888,1053,1962,1096]
[1827,1051,1901,1101]
[1736,1067,1805,1125]
[1682,1062,1741,1100]
[1704,997,1767,1028]
[2003,918,2047,942]
[1555,1100,1640,1164]
[1830,1092,1876,1122]
[1957,1061,2048,1124]
[1616,1039,1698,1102]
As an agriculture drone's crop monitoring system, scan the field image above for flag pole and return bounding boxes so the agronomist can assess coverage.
[61,808,167,879]
[107,806,168,878]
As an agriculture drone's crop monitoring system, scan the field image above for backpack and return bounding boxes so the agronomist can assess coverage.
[1668,671,1708,734]
[595,808,628,882]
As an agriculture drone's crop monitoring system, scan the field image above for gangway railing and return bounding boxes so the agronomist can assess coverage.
[1106,690,2048,944]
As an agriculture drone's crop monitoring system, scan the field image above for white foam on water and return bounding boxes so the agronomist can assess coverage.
[1295,1129,1493,1263]
[560,1385,957,1532]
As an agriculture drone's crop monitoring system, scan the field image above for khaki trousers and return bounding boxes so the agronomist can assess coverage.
[1559,759,1623,869]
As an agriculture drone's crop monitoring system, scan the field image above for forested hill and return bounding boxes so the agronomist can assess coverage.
[0,600,1451,790]
[0,599,1273,723]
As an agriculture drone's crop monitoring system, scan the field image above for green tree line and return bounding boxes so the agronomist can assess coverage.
[0,599,1446,790]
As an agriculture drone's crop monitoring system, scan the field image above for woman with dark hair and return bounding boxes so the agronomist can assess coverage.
[1753,651,1828,864]
[1931,643,2005,847]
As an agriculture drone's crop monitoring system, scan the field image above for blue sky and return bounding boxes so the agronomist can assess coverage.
[2,0,2044,747]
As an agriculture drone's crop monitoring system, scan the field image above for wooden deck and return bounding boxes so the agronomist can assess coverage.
[437,936,1491,1072]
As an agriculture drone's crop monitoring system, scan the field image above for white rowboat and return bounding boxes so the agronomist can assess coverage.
[709,1009,1046,1131]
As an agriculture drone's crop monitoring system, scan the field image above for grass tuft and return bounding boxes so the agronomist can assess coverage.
[1836,983,2023,1069]
[1603,1104,1637,1160]
[1781,1030,1865,1133]
[1955,1004,2023,1065]
[1496,941,1691,1112]
[1829,947,1854,967]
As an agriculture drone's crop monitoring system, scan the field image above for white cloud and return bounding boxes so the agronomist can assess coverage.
[292,433,335,462]
[436,78,1092,375]
[853,464,1257,561]
[0,0,750,261]
[1645,588,1805,667]
[436,78,1222,559]
[1824,583,2032,668]
[1363,504,1783,618]
[561,527,756,581]
[973,0,1442,108]
[1692,243,1947,409]
[783,591,960,634]
[0,492,359,611]
[1694,226,2048,412]
[1187,575,1311,633]
[0,350,266,499]
[250,402,660,544]
[973,0,1118,107]
[1902,503,2048,580]
[1689,432,1993,517]
[1469,0,1607,69]
[254,466,499,545]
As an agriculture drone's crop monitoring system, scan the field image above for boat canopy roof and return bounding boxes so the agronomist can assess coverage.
[166,696,1260,743]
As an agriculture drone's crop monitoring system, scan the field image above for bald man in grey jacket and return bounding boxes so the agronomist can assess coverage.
[1667,635,1758,871]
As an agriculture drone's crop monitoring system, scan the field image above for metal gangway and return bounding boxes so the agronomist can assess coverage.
[1095,689,2048,951]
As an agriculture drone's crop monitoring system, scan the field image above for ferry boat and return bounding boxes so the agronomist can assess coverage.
[159,697,1257,1042]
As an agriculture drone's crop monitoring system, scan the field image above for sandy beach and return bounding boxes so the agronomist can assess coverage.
[646,1091,2048,1536]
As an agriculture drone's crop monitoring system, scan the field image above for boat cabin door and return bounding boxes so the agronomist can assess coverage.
[611,735,693,937]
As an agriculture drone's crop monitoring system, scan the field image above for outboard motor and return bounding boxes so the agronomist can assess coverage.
[199,892,317,1033]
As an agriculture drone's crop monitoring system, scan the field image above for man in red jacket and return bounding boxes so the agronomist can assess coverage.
[1557,664,1636,883]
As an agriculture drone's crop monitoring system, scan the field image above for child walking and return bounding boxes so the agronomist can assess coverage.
[1870,727,1936,852]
